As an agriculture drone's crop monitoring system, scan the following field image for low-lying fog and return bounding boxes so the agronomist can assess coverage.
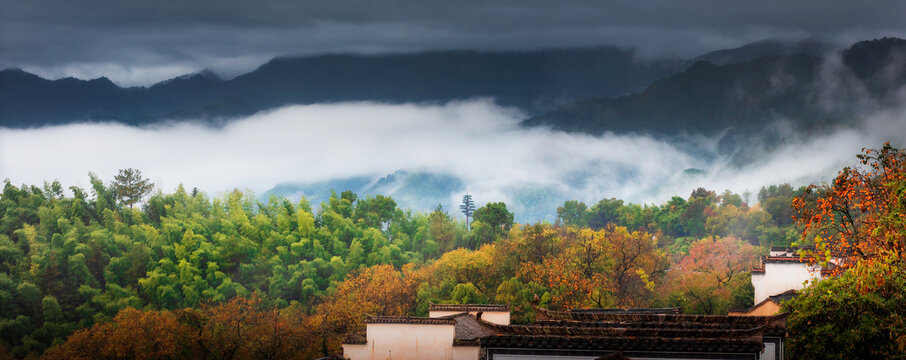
[2,99,904,222]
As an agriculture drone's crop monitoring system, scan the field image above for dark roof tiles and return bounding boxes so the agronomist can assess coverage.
[429,304,509,312]
[763,256,813,263]
[481,335,764,353]
[535,307,788,326]
[366,316,456,325]
[342,333,367,345]
[568,307,683,314]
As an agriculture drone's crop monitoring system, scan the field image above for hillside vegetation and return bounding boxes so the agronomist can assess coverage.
[0,169,803,358]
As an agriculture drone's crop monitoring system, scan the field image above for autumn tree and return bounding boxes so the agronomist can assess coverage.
[792,143,906,272]
[785,143,906,358]
[44,298,314,360]
[112,168,154,208]
[419,244,500,304]
[664,236,761,314]
[517,226,667,309]
[42,308,197,360]
[308,264,418,355]
[605,226,668,307]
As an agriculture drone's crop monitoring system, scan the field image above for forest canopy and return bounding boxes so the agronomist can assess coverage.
[0,158,822,358]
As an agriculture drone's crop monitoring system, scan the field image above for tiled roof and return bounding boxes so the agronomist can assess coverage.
[770,246,815,252]
[492,324,767,338]
[568,307,683,315]
[481,335,764,353]
[452,338,480,347]
[342,333,367,345]
[429,304,509,312]
[751,267,765,273]
[366,316,456,325]
[529,319,768,331]
[768,289,798,302]
[535,307,788,325]
[480,308,787,355]
[762,256,813,263]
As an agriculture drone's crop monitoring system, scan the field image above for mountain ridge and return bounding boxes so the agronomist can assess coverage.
[523,37,906,139]
[0,47,687,127]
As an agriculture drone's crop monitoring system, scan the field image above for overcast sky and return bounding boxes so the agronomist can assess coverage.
[2,0,906,86]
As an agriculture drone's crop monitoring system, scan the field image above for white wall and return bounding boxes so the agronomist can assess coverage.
[753,262,821,304]
[760,342,776,360]
[343,323,456,360]
[430,310,510,325]
[453,346,480,360]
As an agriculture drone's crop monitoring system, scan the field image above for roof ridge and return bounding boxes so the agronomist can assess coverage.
[367,315,457,325]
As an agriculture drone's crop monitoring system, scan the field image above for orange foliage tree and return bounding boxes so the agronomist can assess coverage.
[42,296,317,360]
[665,236,761,314]
[307,264,419,355]
[784,143,906,357]
[792,143,906,277]
[517,225,667,309]
[42,308,197,360]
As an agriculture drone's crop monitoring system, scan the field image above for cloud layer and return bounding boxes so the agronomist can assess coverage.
[3,0,906,85]
[2,99,904,221]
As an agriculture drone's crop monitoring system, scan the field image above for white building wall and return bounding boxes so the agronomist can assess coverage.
[343,323,456,360]
[753,262,822,304]
[429,310,510,325]
[760,342,776,360]
[452,346,480,360]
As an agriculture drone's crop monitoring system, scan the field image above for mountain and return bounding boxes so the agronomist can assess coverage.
[0,69,138,126]
[0,47,686,127]
[523,38,906,140]
[264,170,572,223]
[264,170,465,217]
[695,38,828,65]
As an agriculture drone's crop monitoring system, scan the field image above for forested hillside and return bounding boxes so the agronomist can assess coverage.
[0,169,804,358]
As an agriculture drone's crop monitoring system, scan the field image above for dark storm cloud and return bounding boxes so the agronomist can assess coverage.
[2,0,906,85]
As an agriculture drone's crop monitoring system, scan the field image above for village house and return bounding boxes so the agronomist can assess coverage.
[342,304,787,360]
[740,246,840,317]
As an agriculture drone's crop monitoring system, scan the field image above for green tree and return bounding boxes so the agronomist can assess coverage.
[112,168,154,208]
[587,198,623,229]
[783,270,906,359]
[473,202,514,244]
[758,183,795,226]
[556,200,588,227]
[427,205,457,253]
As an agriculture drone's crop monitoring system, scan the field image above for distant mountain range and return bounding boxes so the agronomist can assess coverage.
[263,170,568,223]
[0,47,687,127]
[2,38,866,130]
[523,37,906,166]
[524,38,906,136]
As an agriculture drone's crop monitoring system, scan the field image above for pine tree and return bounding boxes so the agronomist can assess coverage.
[459,194,475,231]
[112,168,154,208]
